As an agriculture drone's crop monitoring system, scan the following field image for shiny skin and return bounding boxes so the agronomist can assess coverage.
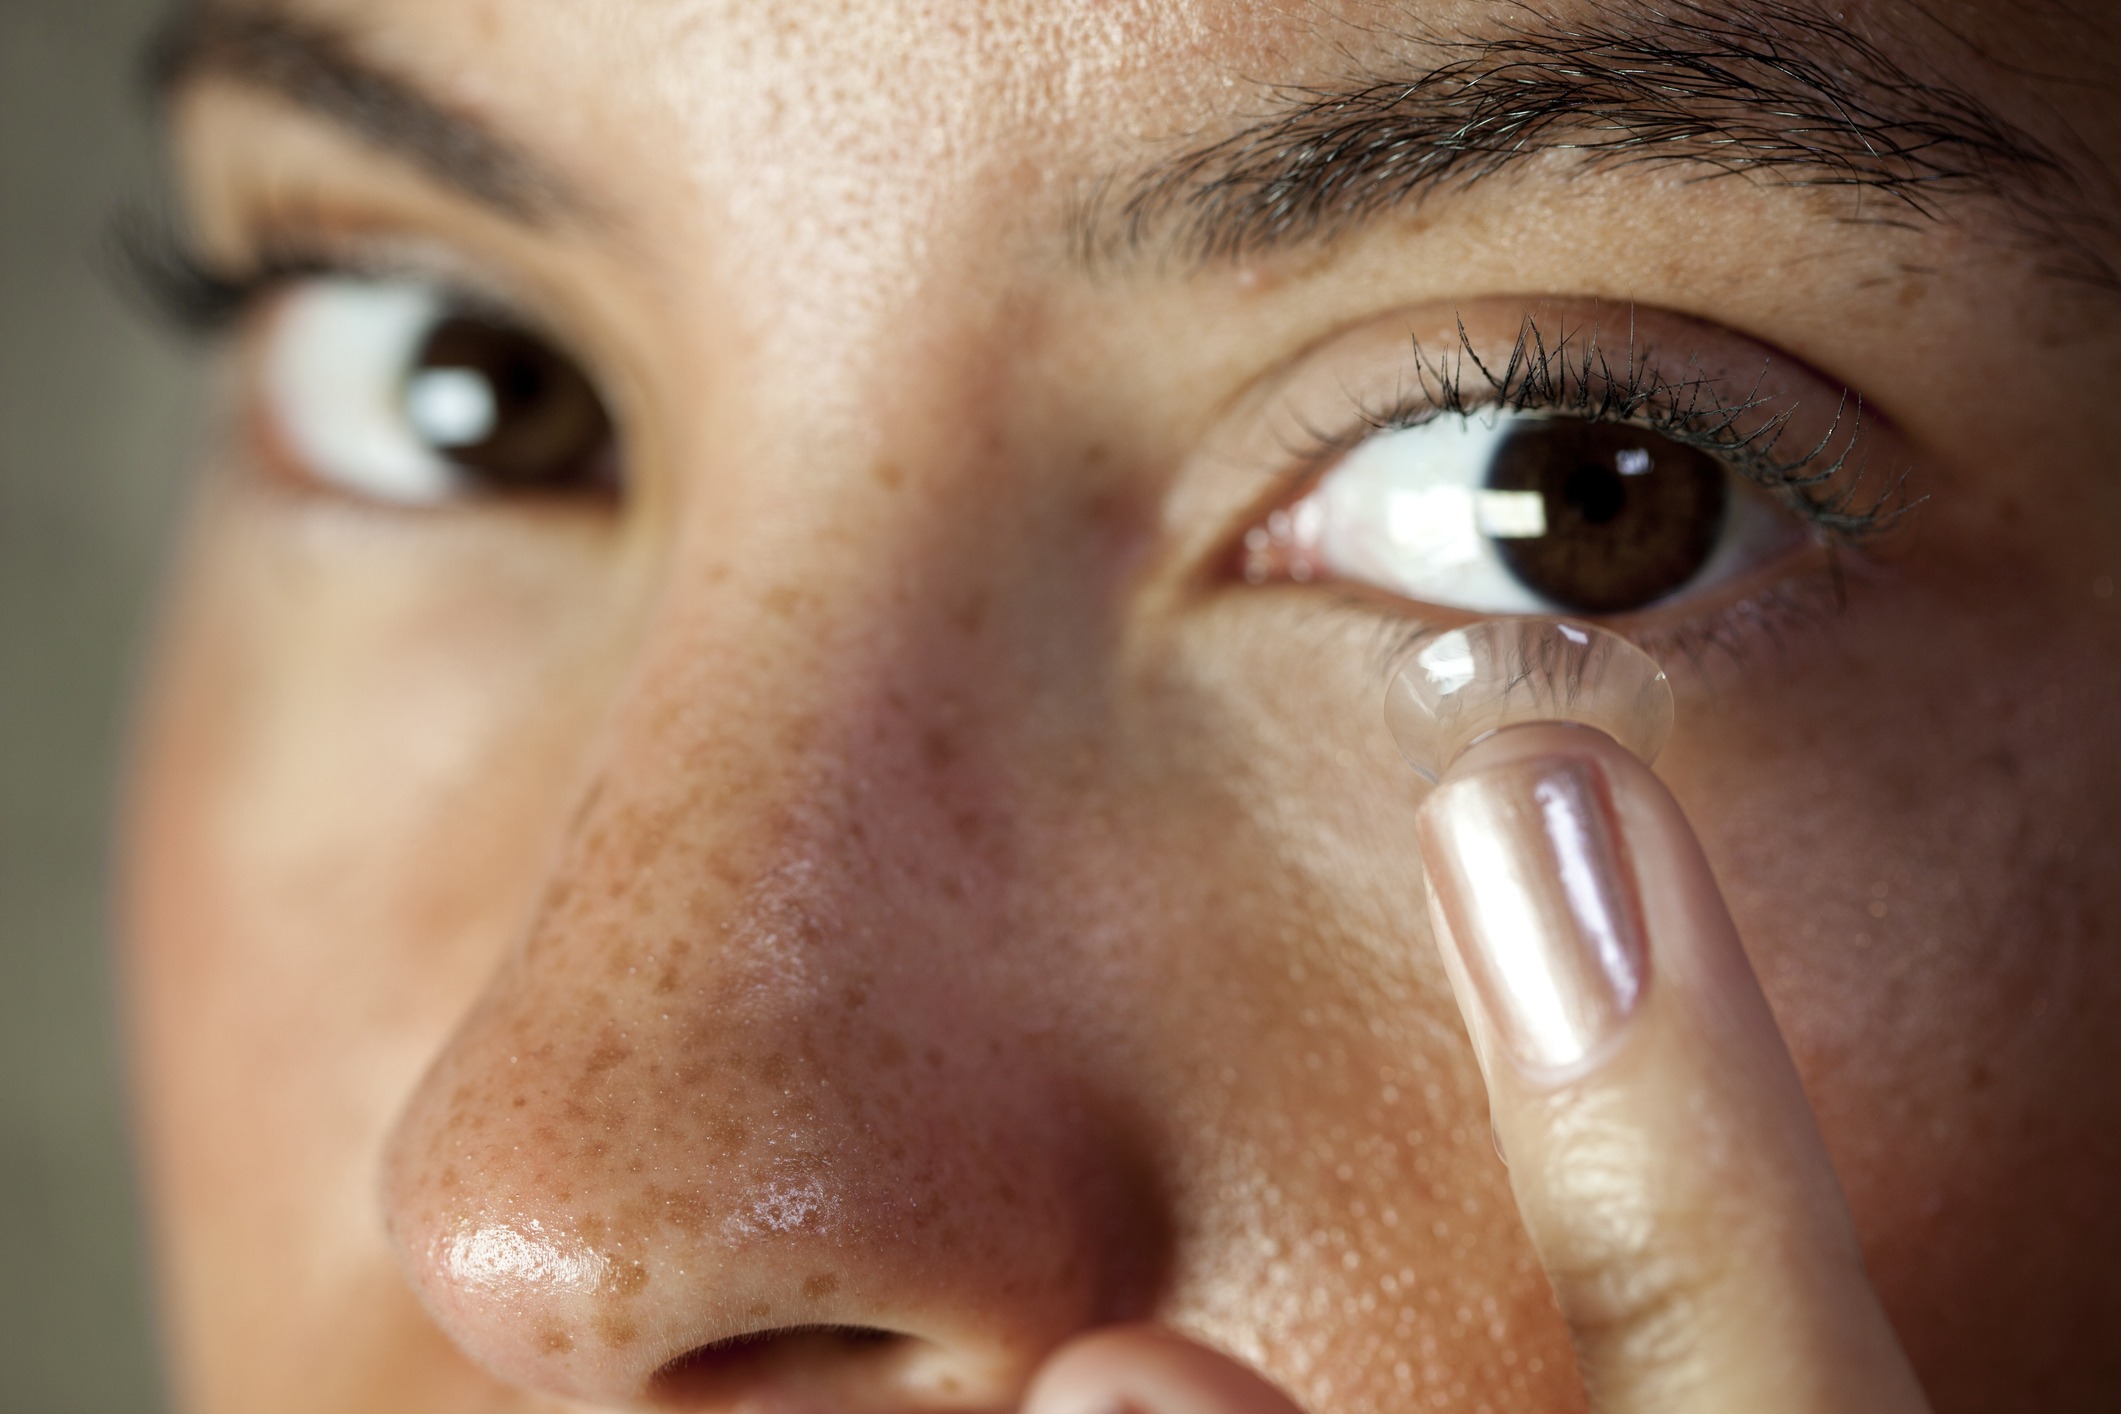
[127,1,2121,1411]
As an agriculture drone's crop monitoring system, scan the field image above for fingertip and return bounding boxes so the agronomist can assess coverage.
[1024,1327,1305,1414]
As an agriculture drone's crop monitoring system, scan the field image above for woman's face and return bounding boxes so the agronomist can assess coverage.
[128,1,2121,1410]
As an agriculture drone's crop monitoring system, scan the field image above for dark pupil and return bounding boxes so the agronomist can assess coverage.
[402,316,616,493]
[1484,420,1727,613]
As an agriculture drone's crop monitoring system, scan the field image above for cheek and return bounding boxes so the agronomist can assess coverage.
[1654,502,2121,1389]
[122,503,635,1406]
[1090,602,1584,1409]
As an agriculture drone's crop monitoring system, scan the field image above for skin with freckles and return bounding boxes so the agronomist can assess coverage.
[125,1,2121,1411]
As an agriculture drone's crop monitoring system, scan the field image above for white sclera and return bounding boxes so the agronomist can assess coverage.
[1384,618,1674,782]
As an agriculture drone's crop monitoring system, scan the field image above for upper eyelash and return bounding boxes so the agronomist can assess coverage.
[113,211,347,336]
[125,219,1916,550]
[1292,313,1917,542]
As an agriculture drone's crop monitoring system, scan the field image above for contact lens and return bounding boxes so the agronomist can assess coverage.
[1384,619,1673,782]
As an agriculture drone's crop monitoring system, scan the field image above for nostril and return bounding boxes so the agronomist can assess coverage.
[650,1325,910,1407]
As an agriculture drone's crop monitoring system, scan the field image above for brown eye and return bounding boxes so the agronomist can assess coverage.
[403,316,617,495]
[259,279,619,505]
[1483,420,1727,613]
[1243,406,1808,619]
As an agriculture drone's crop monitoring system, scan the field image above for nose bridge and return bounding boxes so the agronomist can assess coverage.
[380,524,1162,1407]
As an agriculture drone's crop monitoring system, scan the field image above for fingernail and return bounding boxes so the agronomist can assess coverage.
[1417,754,1649,1075]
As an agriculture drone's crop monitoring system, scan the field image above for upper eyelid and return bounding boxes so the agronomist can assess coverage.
[120,218,538,339]
[1258,320,1908,543]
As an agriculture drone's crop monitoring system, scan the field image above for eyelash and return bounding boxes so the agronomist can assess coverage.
[119,218,307,334]
[125,223,1902,669]
[132,221,1903,546]
[1264,313,1918,671]
[118,214,436,336]
[1287,314,1913,545]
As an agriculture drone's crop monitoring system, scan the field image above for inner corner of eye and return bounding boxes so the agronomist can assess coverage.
[1239,492,1328,585]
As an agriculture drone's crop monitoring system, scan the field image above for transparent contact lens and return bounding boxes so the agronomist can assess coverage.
[1384,618,1673,782]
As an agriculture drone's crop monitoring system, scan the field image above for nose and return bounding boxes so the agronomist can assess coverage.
[379,566,1166,1409]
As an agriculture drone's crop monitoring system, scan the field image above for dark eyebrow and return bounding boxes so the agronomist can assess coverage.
[1100,0,2116,288]
[147,6,578,223]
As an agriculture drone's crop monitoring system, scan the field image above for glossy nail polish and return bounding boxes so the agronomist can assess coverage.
[1417,754,1648,1075]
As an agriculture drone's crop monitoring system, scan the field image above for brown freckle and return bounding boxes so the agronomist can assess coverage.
[579,1215,608,1243]
[543,875,577,916]
[655,963,681,995]
[922,728,958,771]
[439,1167,459,1189]
[780,713,818,753]
[759,1053,792,1085]
[1077,486,1130,529]
[924,1047,945,1069]
[746,1300,774,1319]
[940,877,964,901]
[763,585,814,618]
[585,1034,634,1074]
[539,1328,575,1355]
[952,593,988,635]
[511,1095,527,1109]
[614,1259,650,1297]
[802,1272,841,1300]
[872,460,905,491]
[712,1117,750,1149]
[599,1315,639,1349]
[875,1034,908,1068]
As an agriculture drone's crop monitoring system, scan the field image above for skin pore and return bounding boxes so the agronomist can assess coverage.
[126,1,2121,1411]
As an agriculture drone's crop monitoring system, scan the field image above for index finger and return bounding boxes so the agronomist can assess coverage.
[1418,722,1930,1413]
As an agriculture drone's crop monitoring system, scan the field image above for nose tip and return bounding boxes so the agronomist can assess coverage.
[383,1061,1074,1411]
[376,581,1170,1407]
[391,1189,1025,1409]
[379,925,1168,1411]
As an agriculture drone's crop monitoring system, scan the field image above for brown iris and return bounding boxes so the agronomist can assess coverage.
[1486,419,1727,613]
[402,316,617,494]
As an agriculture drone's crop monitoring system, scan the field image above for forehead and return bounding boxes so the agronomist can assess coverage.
[204,0,2114,248]
[277,0,1302,202]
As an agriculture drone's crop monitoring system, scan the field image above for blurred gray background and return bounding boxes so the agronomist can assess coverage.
[3,0,195,1409]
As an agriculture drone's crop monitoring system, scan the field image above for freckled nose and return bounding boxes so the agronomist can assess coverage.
[379,628,1164,1409]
